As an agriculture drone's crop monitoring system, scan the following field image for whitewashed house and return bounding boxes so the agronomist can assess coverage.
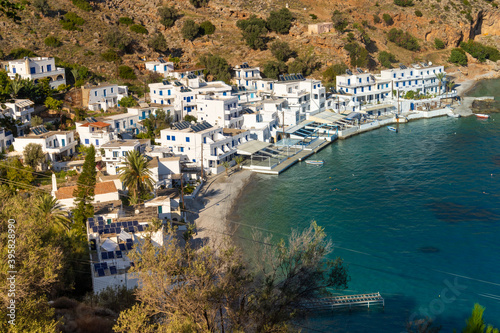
[101,139,150,175]
[81,84,128,111]
[12,125,76,161]
[240,108,279,142]
[159,121,252,174]
[379,63,446,96]
[0,99,35,136]
[145,60,174,76]
[54,181,119,210]
[147,156,181,189]
[3,57,66,88]
[102,113,140,136]
[169,66,204,80]
[0,127,14,151]
[76,119,115,148]
[233,63,262,88]
[195,95,243,128]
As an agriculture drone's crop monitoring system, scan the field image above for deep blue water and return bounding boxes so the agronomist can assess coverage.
[233,101,500,331]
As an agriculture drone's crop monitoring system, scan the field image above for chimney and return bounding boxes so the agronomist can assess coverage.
[51,172,57,198]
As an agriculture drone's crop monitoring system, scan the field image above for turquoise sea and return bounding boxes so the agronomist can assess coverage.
[233,81,500,332]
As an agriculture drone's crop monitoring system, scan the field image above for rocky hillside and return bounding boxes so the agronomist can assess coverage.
[1,0,500,81]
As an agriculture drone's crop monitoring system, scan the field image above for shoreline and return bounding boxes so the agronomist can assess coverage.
[188,70,499,245]
[187,169,255,246]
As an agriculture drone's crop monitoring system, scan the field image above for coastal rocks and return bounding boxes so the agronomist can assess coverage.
[479,9,500,36]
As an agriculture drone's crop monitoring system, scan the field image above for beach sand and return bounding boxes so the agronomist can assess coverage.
[186,168,255,246]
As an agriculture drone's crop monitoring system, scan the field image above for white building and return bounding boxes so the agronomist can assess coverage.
[195,95,243,128]
[54,181,119,210]
[240,108,279,142]
[102,113,140,136]
[0,99,35,136]
[81,84,129,111]
[101,139,150,175]
[76,119,115,148]
[379,63,446,96]
[169,66,204,80]
[145,60,174,76]
[3,57,66,89]
[0,127,14,151]
[159,121,252,174]
[233,63,262,88]
[12,126,76,161]
[85,216,164,293]
[148,156,181,189]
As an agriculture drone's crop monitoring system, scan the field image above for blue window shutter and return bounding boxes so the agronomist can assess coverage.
[85,139,89,144]
[47,65,52,72]
[158,206,163,214]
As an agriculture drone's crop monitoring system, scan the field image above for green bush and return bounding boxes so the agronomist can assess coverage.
[148,33,168,52]
[190,0,208,8]
[387,28,419,51]
[309,13,317,20]
[332,10,348,32]
[100,49,122,63]
[200,20,215,35]
[373,14,381,24]
[322,62,348,88]
[104,29,132,52]
[262,60,287,79]
[460,39,500,62]
[60,12,85,31]
[199,53,232,83]
[382,13,393,25]
[44,36,62,47]
[32,0,49,15]
[378,51,397,68]
[448,48,468,66]
[158,6,178,28]
[394,0,413,6]
[118,66,136,79]
[130,24,148,34]
[270,41,295,62]
[118,96,137,107]
[415,10,423,17]
[266,8,294,34]
[72,0,92,11]
[236,15,268,50]
[119,17,134,25]
[434,38,445,50]
[181,20,200,41]
[344,42,369,67]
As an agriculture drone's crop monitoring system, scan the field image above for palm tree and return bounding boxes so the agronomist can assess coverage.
[435,72,445,95]
[222,161,230,177]
[119,150,154,204]
[10,78,22,98]
[36,193,71,231]
[234,156,244,169]
[446,80,455,94]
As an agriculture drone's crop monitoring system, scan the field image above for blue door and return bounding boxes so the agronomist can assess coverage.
[62,139,65,147]
[96,139,99,146]
[47,65,52,72]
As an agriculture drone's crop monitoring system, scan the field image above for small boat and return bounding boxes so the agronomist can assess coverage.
[447,113,461,118]
[475,113,490,119]
[305,160,324,165]
[387,126,398,132]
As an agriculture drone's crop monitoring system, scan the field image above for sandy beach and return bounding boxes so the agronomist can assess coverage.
[186,168,255,246]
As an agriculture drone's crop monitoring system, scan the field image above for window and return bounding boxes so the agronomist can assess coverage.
[30,67,36,74]
[95,91,98,97]
[130,119,133,125]
[172,136,175,141]
[393,74,396,78]
[85,139,89,144]
[179,147,184,152]
[122,151,127,156]
[113,151,119,157]
[167,135,171,140]
[111,88,114,93]
[168,90,171,96]
[203,137,206,144]
[186,137,190,142]
[12,67,16,74]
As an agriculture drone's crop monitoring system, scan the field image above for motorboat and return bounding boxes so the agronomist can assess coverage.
[387,126,398,132]
[475,113,490,119]
[305,160,324,165]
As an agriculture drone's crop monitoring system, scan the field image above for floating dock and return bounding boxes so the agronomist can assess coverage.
[302,292,385,311]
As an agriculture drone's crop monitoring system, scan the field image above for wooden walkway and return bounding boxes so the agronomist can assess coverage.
[302,293,384,311]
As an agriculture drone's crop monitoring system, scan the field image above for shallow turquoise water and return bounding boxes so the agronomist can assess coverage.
[233,111,500,331]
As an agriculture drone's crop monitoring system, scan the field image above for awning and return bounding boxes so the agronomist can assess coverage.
[102,238,117,252]
[236,140,272,155]
[345,112,362,120]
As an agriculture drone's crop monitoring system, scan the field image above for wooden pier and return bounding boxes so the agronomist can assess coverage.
[302,293,384,311]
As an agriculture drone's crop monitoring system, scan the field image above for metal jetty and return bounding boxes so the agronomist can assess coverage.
[302,293,384,311]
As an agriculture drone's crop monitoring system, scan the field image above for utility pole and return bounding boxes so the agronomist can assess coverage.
[200,136,204,179]
[282,108,285,142]
[180,174,185,212]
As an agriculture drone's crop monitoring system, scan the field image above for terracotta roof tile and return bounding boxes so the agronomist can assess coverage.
[55,181,117,200]
[80,121,111,128]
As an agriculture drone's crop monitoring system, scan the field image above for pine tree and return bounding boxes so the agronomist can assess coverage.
[72,145,96,227]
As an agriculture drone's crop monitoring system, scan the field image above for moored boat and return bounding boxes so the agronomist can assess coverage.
[305,160,324,165]
[447,113,461,118]
[475,113,490,119]
[387,126,398,132]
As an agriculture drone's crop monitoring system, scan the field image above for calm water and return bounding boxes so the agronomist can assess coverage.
[233,89,500,331]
